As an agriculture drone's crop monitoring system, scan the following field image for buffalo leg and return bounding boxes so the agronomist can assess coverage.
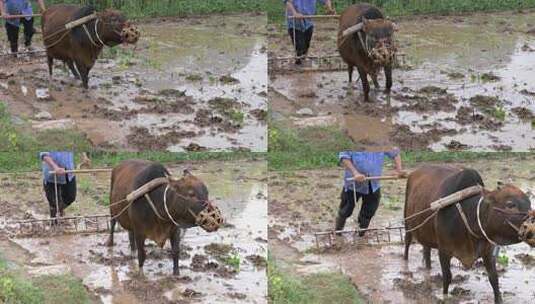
[384,65,393,94]
[134,233,146,275]
[47,57,54,77]
[423,246,431,269]
[129,231,137,253]
[66,60,80,80]
[372,75,380,89]
[403,231,412,260]
[483,251,502,304]
[438,251,452,295]
[347,65,354,83]
[105,218,116,247]
[170,229,181,275]
[357,67,370,102]
[74,61,89,89]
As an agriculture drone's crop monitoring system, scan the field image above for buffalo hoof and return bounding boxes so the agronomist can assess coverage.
[173,269,180,276]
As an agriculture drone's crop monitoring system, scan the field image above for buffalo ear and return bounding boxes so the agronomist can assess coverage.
[391,22,399,32]
[497,181,504,190]
[183,169,192,176]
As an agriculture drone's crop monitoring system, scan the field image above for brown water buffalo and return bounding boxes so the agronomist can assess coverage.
[337,3,397,102]
[106,159,223,275]
[42,5,139,89]
[404,165,532,304]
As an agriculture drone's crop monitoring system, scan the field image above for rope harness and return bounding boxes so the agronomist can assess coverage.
[43,12,139,49]
[109,176,223,232]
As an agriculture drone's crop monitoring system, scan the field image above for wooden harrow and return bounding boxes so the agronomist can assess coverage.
[0,214,119,238]
[0,168,115,238]
[313,224,405,250]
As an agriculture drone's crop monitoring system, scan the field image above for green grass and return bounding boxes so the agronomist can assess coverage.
[43,0,266,19]
[269,255,364,304]
[0,255,89,304]
[267,0,535,23]
[0,151,265,173]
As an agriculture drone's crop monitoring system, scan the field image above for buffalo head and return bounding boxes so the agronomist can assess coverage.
[97,9,140,46]
[482,184,532,245]
[167,170,223,232]
[352,17,397,66]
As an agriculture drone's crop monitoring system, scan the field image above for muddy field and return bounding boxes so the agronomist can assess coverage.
[0,160,267,303]
[0,13,267,152]
[269,155,535,303]
[269,10,535,151]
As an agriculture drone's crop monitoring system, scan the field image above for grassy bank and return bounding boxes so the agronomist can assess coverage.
[267,0,535,23]
[44,0,266,18]
[0,255,90,304]
[0,151,266,173]
[268,255,364,304]
[268,122,529,171]
[0,102,92,152]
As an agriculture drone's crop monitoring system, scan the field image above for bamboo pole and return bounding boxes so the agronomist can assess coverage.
[345,175,407,181]
[1,14,41,19]
[288,15,339,19]
[50,168,112,175]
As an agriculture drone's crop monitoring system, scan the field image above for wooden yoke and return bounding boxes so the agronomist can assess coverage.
[126,177,169,203]
[430,185,483,211]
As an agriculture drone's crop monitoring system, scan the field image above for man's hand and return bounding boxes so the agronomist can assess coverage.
[326,7,336,15]
[352,173,366,183]
[396,170,408,178]
[54,167,67,176]
[293,12,304,19]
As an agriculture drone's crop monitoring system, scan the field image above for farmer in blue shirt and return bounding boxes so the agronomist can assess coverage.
[336,148,407,236]
[40,151,76,219]
[0,0,46,54]
[284,0,334,65]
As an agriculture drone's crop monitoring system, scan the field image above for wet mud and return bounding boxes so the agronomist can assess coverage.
[0,13,267,152]
[269,10,535,151]
[0,160,267,303]
[269,155,535,303]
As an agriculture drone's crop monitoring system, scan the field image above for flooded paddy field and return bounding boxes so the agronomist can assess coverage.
[0,159,267,303]
[0,13,267,152]
[269,154,535,303]
[269,10,535,151]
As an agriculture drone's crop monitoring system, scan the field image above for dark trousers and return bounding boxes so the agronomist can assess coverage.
[44,177,77,218]
[288,26,314,58]
[4,18,35,53]
[338,183,381,229]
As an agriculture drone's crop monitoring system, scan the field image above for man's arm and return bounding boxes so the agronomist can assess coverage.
[393,154,407,177]
[285,0,303,18]
[0,1,7,17]
[341,158,366,182]
[37,0,46,12]
[43,155,66,175]
[324,0,335,14]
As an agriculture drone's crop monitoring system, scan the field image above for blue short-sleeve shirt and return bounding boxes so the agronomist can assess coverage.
[284,0,326,31]
[339,149,400,194]
[4,0,33,26]
[40,151,75,184]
